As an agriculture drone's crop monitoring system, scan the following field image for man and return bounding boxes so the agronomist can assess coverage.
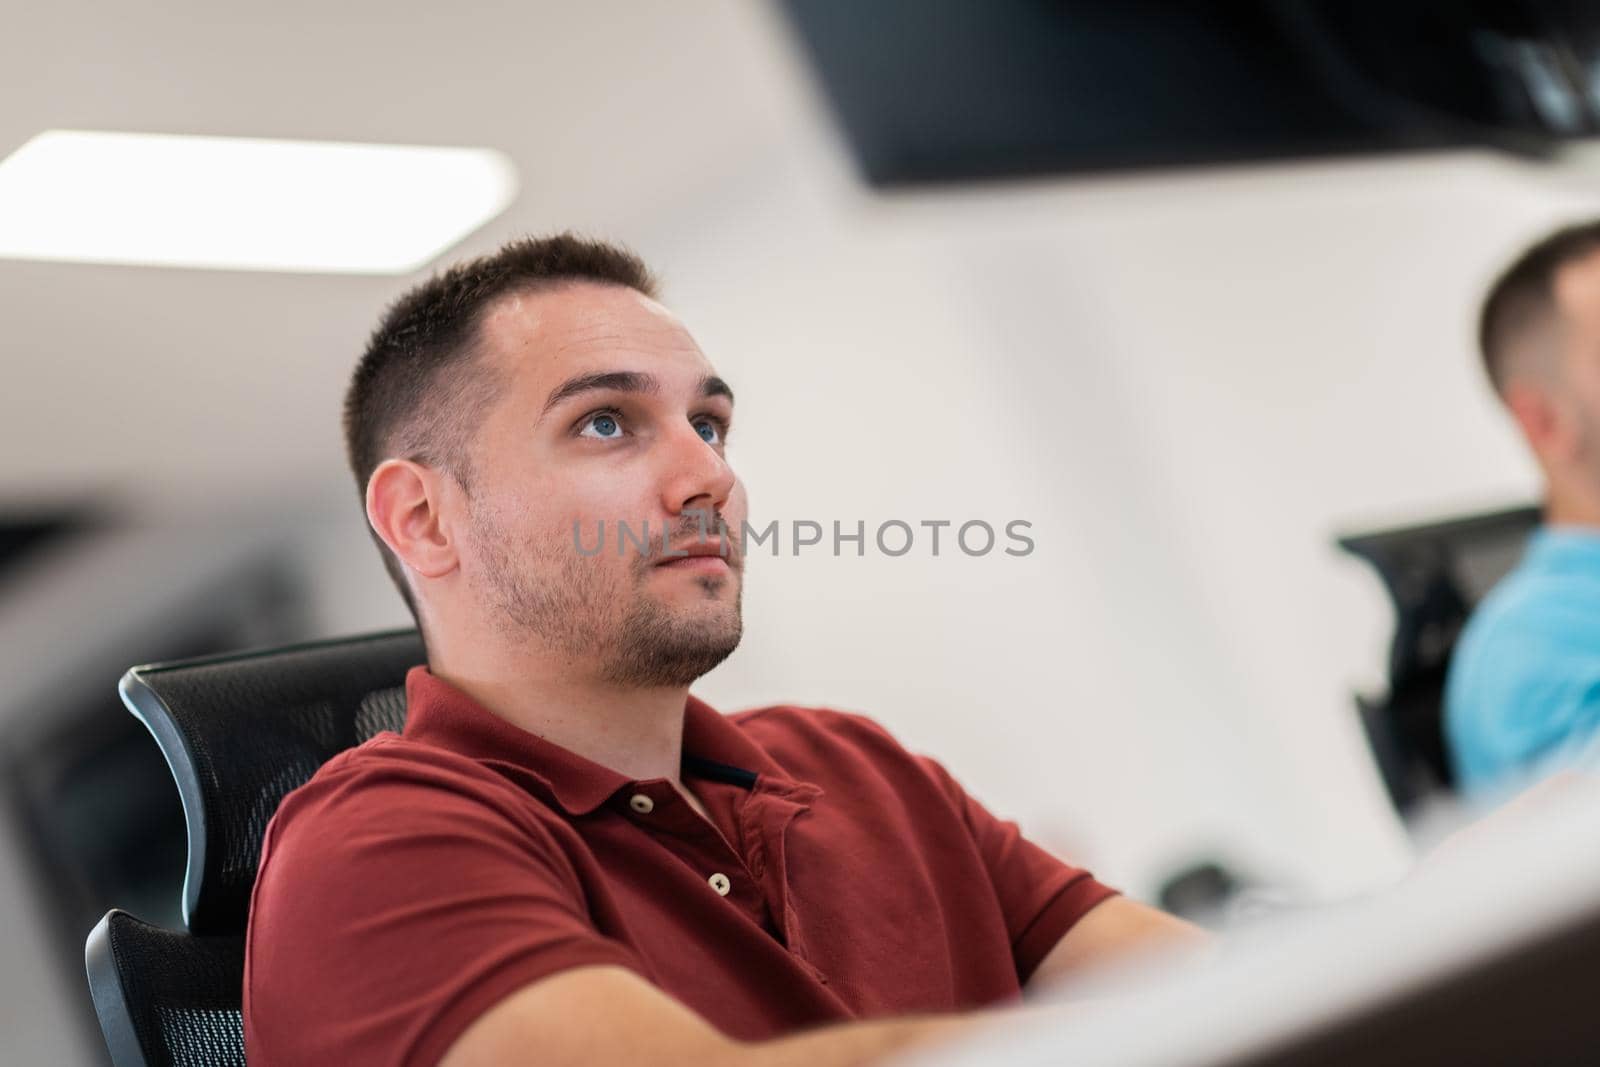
[1447,221,1600,796]
[244,234,1202,1067]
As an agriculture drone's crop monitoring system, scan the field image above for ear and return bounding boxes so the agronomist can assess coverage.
[1505,379,1580,464]
[366,459,461,582]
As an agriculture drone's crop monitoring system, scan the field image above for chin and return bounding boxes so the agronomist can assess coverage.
[601,617,743,688]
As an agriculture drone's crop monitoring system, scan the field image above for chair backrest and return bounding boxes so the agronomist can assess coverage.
[85,629,425,1066]
[116,628,425,934]
[1337,504,1540,812]
[86,909,247,1067]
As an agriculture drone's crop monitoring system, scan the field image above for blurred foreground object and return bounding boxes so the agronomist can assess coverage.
[783,0,1600,186]
[906,775,1600,1066]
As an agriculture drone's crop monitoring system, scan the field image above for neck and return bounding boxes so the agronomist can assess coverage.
[1545,470,1600,529]
[425,626,693,787]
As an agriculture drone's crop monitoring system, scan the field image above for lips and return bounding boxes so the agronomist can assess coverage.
[656,556,731,574]
[652,537,732,572]
[654,541,732,565]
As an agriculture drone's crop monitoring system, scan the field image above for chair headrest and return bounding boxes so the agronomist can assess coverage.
[119,629,425,934]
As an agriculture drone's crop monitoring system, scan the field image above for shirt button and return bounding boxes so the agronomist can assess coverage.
[708,872,731,896]
[629,794,654,814]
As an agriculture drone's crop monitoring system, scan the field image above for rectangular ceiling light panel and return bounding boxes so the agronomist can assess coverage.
[0,130,518,273]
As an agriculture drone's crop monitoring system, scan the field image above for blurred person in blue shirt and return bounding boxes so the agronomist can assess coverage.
[1447,221,1600,798]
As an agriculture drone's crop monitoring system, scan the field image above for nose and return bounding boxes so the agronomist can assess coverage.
[658,420,735,521]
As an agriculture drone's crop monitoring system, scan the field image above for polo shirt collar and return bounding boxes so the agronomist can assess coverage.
[400,666,800,816]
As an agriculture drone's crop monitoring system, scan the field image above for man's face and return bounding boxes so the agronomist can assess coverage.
[454,282,747,687]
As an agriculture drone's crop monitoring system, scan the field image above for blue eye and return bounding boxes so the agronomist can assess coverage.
[694,419,721,445]
[580,412,622,439]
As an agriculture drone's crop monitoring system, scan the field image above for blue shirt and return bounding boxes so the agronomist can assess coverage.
[1445,525,1600,798]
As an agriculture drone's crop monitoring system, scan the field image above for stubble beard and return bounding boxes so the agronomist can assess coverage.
[469,505,744,688]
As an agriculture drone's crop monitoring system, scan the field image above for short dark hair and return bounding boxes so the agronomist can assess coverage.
[1480,220,1600,393]
[343,232,659,623]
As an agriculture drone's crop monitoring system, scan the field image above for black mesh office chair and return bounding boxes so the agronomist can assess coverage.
[85,910,249,1067]
[1337,505,1540,815]
[84,629,425,1067]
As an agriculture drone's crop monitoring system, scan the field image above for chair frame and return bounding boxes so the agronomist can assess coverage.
[86,910,149,1067]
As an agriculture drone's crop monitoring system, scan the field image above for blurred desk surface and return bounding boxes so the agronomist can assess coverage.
[906,785,1600,1067]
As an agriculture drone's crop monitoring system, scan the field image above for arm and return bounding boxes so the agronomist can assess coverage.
[1027,895,1210,990]
[440,903,1210,1067]
[438,908,1209,1067]
[439,965,998,1067]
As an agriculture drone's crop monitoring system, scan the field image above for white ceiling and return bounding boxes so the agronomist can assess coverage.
[0,0,835,509]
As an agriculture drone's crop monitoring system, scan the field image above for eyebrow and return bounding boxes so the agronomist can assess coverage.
[540,371,734,417]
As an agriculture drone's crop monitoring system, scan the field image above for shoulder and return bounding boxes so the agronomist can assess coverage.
[1448,566,1600,779]
[729,703,912,759]
[256,735,568,888]
[726,704,957,797]
[272,733,538,825]
[244,738,622,1066]
[1452,564,1600,689]
[1468,540,1600,642]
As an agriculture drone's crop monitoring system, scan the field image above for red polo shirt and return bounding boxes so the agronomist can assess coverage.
[243,668,1117,1066]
